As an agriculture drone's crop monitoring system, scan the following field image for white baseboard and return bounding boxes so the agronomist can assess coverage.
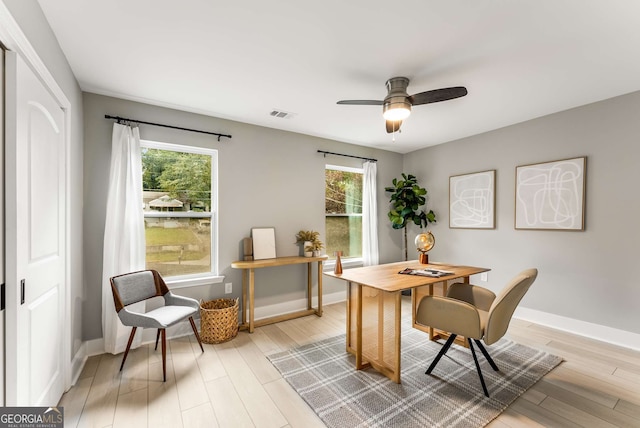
[70,345,88,387]
[514,307,640,351]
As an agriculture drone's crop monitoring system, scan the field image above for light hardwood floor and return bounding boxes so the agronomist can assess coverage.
[60,299,640,428]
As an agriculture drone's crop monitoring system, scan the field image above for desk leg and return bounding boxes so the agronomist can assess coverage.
[377,291,384,363]
[317,261,323,316]
[354,286,401,383]
[346,281,352,353]
[346,282,369,372]
[248,268,255,333]
[427,283,435,340]
[393,290,402,383]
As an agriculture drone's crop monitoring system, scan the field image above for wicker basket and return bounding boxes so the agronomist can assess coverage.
[200,298,239,344]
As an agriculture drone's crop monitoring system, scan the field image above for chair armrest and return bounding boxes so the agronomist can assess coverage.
[447,283,496,312]
[415,296,483,340]
[164,292,199,310]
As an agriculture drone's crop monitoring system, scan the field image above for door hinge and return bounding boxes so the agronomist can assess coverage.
[1,283,5,310]
[21,279,25,305]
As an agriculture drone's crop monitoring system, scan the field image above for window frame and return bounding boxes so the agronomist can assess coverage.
[141,139,222,288]
[325,164,364,269]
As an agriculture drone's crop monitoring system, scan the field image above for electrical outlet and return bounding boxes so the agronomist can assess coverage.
[480,272,488,282]
[225,282,232,294]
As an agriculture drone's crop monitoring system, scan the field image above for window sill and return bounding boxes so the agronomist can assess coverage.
[166,274,224,290]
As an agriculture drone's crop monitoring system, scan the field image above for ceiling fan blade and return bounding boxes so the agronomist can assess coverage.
[409,86,468,105]
[337,100,384,105]
[386,120,402,134]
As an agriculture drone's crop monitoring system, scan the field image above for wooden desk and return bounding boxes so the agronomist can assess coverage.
[231,255,327,333]
[325,261,489,383]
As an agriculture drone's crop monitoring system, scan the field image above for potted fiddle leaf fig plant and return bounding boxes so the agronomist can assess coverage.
[385,173,436,261]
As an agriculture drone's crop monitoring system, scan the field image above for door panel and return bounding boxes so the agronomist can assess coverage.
[5,51,66,406]
[29,288,60,404]
[29,102,61,260]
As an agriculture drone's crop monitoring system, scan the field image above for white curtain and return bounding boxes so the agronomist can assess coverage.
[102,123,146,354]
[362,161,379,266]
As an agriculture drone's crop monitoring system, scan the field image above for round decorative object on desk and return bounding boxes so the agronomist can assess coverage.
[415,231,435,264]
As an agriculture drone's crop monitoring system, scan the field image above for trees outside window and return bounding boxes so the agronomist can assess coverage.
[325,165,363,260]
[141,141,218,279]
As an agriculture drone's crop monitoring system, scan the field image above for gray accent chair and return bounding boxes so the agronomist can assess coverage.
[110,269,204,381]
[415,268,538,397]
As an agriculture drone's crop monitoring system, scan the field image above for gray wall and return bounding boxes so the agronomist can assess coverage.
[83,93,403,340]
[2,0,85,358]
[403,90,640,335]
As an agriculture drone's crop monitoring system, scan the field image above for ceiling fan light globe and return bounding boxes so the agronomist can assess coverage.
[383,99,411,121]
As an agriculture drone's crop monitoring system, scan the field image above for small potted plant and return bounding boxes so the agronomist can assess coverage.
[306,239,324,257]
[296,230,322,257]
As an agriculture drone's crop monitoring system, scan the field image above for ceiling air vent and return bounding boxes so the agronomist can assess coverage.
[269,109,296,119]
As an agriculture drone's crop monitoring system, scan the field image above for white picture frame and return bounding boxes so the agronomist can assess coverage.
[449,170,496,229]
[515,157,586,230]
[251,227,277,259]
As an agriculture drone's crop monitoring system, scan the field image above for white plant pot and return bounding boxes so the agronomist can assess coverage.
[304,241,312,257]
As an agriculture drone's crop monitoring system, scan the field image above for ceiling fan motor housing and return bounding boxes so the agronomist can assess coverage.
[383,77,412,120]
[385,76,410,95]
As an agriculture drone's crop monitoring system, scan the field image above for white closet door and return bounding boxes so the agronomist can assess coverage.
[5,51,66,406]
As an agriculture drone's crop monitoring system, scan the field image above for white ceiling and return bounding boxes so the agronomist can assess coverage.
[38,0,640,154]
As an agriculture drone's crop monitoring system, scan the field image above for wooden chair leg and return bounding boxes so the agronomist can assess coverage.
[161,329,167,382]
[189,316,204,353]
[155,329,161,351]
[120,327,137,371]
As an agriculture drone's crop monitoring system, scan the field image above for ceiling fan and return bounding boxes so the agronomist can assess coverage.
[337,77,468,133]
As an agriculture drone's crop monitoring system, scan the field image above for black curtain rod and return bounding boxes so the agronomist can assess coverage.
[317,150,377,162]
[104,115,232,142]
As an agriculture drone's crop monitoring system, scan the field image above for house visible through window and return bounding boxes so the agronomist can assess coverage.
[325,165,363,260]
[141,140,218,279]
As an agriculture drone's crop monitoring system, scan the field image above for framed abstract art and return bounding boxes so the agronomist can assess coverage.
[449,170,496,229]
[515,157,586,230]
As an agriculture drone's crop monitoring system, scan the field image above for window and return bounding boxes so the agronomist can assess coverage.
[325,165,363,260]
[141,140,218,280]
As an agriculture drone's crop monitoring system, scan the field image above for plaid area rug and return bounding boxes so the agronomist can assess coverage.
[268,330,562,428]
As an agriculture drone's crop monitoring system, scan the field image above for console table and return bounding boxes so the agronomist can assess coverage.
[231,255,327,332]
